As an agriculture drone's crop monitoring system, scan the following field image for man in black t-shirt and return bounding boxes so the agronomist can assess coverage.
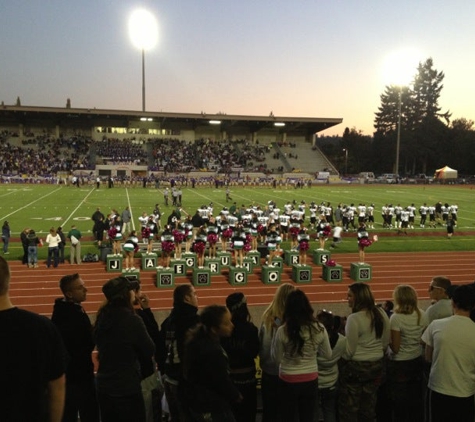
[0,256,67,422]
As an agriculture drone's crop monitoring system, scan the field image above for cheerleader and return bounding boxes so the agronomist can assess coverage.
[249,212,259,252]
[219,215,233,252]
[122,230,139,271]
[159,225,175,269]
[183,215,194,253]
[289,216,301,251]
[206,216,219,258]
[297,224,311,265]
[172,220,186,259]
[265,224,281,266]
[145,216,159,254]
[316,214,331,250]
[357,221,378,263]
[193,226,207,268]
[108,217,123,255]
[231,225,247,267]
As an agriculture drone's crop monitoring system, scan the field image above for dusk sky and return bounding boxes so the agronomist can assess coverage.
[1,1,474,136]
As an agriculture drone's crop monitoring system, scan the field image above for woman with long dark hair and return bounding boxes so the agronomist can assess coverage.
[94,277,155,422]
[272,289,331,422]
[221,292,259,422]
[180,305,242,421]
[338,283,390,422]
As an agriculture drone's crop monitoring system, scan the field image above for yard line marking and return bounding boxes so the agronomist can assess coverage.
[0,186,63,221]
[62,188,96,227]
[125,188,135,231]
[186,189,226,209]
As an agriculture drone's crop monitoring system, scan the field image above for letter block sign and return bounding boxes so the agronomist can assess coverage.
[247,251,261,268]
[192,268,211,287]
[242,257,254,273]
[261,266,281,285]
[171,259,187,276]
[141,253,158,271]
[122,269,140,281]
[312,249,331,266]
[156,269,175,288]
[183,253,197,271]
[107,254,123,272]
[204,258,221,274]
[292,265,312,284]
[322,264,343,282]
[217,252,232,268]
[350,263,372,282]
[268,256,284,272]
[284,250,300,266]
[228,267,248,286]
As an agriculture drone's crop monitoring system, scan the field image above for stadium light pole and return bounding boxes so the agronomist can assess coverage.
[128,9,158,112]
[343,148,348,175]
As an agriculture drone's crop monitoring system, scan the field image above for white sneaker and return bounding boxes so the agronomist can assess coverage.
[130,267,136,271]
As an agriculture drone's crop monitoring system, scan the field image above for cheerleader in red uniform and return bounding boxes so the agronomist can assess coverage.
[297,224,310,266]
[220,215,233,253]
[159,225,175,269]
[206,216,219,259]
[357,221,378,263]
[316,214,331,250]
[193,226,207,268]
[172,221,186,259]
[289,216,301,251]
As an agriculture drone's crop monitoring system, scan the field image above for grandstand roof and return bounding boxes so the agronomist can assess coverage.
[0,105,342,136]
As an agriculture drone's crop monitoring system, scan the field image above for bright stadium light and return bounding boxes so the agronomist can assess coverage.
[129,9,158,112]
[381,48,421,175]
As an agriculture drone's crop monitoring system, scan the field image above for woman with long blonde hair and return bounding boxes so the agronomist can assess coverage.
[258,283,295,422]
[387,284,427,422]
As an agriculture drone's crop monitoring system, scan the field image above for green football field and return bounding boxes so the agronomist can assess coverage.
[1,183,474,259]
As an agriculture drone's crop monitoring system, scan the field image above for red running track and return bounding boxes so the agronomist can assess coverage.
[7,251,474,316]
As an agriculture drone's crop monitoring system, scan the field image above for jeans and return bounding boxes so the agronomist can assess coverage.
[63,380,100,422]
[277,377,318,422]
[47,247,59,267]
[28,246,38,265]
[261,372,281,422]
[2,237,9,253]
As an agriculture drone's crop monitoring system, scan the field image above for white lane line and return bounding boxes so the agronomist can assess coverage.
[62,188,97,227]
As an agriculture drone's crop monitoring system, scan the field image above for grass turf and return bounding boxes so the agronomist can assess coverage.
[1,183,474,260]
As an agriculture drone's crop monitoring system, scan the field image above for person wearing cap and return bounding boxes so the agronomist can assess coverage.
[94,277,155,422]
[221,292,259,422]
[0,256,67,422]
[421,284,475,422]
[51,273,100,422]
[425,276,452,324]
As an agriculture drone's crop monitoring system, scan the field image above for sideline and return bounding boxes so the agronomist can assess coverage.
[0,186,64,221]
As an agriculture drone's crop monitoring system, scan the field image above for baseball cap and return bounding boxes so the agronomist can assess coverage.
[102,276,140,300]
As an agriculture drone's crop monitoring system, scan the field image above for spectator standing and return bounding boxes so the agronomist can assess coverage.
[67,225,82,265]
[46,227,62,268]
[27,228,41,268]
[259,283,296,422]
[2,220,10,254]
[338,283,390,422]
[51,273,100,422]
[21,226,30,264]
[387,285,428,422]
[316,310,347,422]
[180,305,242,421]
[271,289,332,422]
[160,284,200,422]
[57,226,66,263]
[221,292,259,422]
[426,276,452,324]
[94,277,155,422]
[0,256,67,422]
[91,208,105,240]
[421,284,475,422]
